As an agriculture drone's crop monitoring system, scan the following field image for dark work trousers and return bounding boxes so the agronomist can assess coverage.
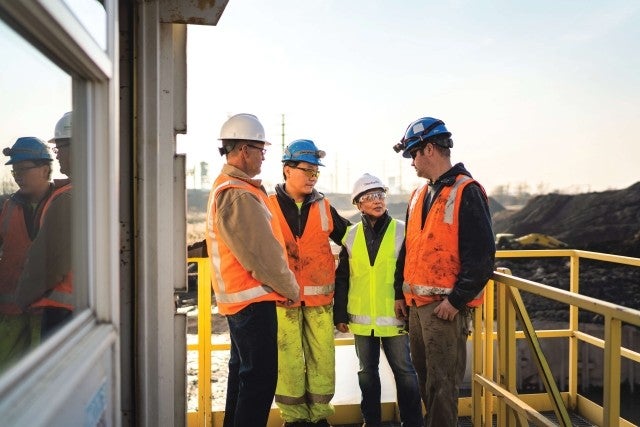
[354,333,424,427]
[408,302,470,427]
[41,307,72,339]
[223,301,278,427]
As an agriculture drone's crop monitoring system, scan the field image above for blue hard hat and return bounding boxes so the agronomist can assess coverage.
[3,136,53,165]
[393,117,453,158]
[282,139,326,166]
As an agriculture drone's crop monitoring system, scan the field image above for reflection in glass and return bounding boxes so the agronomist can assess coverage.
[0,19,76,373]
[62,0,107,50]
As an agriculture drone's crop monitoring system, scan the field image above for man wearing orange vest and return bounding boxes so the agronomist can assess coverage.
[269,139,350,427]
[0,137,55,369]
[206,114,300,427]
[13,112,74,339]
[392,117,495,427]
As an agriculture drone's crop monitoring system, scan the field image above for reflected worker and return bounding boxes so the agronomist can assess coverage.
[0,137,55,368]
[14,112,74,339]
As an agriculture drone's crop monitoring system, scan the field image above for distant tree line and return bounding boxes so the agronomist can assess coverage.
[1,175,17,197]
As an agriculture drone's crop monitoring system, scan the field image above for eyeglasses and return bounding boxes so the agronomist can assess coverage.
[11,165,42,177]
[292,166,320,178]
[53,141,70,154]
[409,146,425,160]
[358,191,386,203]
[244,144,266,155]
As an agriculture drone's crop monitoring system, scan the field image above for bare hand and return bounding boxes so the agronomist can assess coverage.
[394,300,408,320]
[336,323,349,333]
[433,298,459,321]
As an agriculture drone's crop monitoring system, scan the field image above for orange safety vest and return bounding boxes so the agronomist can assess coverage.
[0,199,31,315]
[269,196,335,307]
[206,174,288,315]
[29,182,74,312]
[403,175,484,308]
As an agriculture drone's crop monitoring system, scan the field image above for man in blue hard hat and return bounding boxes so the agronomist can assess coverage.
[393,117,495,427]
[12,112,74,340]
[269,139,350,427]
[0,136,55,370]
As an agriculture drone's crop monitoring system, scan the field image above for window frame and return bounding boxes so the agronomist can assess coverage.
[0,0,119,402]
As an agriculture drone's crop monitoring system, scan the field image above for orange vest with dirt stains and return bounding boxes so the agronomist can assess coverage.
[269,196,335,307]
[206,174,288,315]
[403,175,484,308]
[0,199,31,315]
[29,182,74,312]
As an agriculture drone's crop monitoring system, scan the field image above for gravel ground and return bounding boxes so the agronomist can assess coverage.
[186,309,230,412]
[185,308,354,412]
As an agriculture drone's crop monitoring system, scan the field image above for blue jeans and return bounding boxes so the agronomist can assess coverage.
[224,301,278,427]
[354,334,423,427]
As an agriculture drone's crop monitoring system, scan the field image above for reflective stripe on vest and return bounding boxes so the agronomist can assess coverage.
[402,283,451,296]
[215,284,274,304]
[401,282,483,300]
[30,183,74,311]
[206,175,284,315]
[269,195,335,307]
[304,284,335,296]
[343,219,406,336]
[349,313,403,327]
[30,272,74,311]
[403,175,484,308]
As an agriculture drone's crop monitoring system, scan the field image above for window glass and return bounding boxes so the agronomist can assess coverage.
[0,19,82,373]
[62,0,107,50]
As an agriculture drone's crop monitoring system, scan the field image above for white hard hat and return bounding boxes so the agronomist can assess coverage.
[219,113,270,145]
[53,111,72,140]
[351,173,388,204]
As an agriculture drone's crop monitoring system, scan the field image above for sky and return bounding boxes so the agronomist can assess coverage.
[0,1,637,197]
[177,0,640,196]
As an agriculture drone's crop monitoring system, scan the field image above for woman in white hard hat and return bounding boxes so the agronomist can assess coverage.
[269,139,350,427]
[334,173,423,427]
[0,137,55,370]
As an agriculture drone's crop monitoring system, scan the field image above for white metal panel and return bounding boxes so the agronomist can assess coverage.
[174,313,187,426]
[0,324,117,427]
[136,2,186,425]
[173,23,187,133]
[175,154,187,292]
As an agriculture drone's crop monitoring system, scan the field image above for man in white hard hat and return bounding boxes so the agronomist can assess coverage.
[392,117,495,427]
[334,173,423,427]
[206,113,300,427]
[11,112,74,340]
[50,111,72,177]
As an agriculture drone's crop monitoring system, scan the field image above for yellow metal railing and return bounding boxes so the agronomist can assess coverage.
[469,249,640,427]
[187,250,640,427]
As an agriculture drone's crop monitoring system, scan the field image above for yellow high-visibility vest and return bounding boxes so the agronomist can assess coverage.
[342,219,405,337]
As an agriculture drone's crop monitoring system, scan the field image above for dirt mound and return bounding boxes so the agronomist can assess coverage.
[493,182,640,256]
[493,182,640,317]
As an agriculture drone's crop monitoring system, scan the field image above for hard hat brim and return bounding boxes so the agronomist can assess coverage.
[217,138,272,146]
